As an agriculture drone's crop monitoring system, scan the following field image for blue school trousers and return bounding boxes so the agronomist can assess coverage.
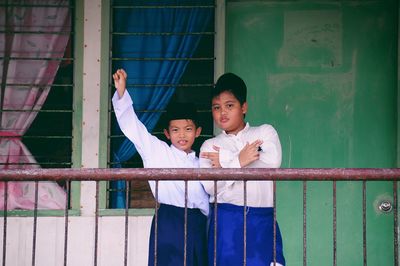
[208,203,285,266]
[148,204,208,266]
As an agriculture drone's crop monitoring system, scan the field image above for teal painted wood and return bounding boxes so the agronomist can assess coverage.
[71,0,84,211]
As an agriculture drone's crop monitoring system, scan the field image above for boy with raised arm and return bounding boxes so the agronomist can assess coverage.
[200,73,285,266]
[112,69,209,266]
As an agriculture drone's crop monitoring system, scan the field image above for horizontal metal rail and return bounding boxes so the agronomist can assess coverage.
[0,31,72,35]
[0,4,73,8]
[112,32,215,36]
[111,57,215,61]
[112,5,215,9]
[0,168,398,181]
[0,57,73,61]
[117,83,214,88]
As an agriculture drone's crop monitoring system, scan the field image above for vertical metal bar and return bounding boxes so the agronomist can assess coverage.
[2,182,8,266]
[94,181,99,266]
[393,181,398,266]
[333,181,337,266]
[243,180,247,266]
[31,181,39,266]
[303,181,307,266]
[124,180,129,266]
[213,180,218,266]
[273,180,277,266]
[63,181,70,266]
[154,181,158,266]
[184,180,188,266]
[363,181,367,266]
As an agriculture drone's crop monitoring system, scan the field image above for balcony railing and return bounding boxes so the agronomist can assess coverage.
[0,168,399,266]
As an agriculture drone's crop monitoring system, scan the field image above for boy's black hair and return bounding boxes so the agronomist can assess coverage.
[163,102,199,129]
[213,72,247,104]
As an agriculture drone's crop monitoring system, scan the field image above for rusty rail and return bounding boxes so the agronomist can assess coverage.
[0,168,399,266]
[0,168,398,181]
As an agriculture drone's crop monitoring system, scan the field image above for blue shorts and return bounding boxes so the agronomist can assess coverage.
[208,203,285,266]
[148,204,208,266]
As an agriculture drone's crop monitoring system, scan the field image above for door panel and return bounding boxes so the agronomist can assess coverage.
[225,1,397,265]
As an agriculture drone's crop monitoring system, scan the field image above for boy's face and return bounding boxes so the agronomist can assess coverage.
[163,119,202,153]
[211,91,247,135]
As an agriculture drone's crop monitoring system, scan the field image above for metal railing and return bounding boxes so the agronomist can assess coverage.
[0,168,399,266]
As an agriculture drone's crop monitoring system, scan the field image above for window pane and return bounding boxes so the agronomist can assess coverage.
[108,1,215,208]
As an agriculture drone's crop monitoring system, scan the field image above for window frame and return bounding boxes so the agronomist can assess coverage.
[103,0,218,212]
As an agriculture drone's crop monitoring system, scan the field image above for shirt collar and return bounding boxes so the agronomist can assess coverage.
[222,122,250,137]
[171,144,196,160]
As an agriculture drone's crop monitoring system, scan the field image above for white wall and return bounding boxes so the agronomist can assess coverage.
[0,216,152,266]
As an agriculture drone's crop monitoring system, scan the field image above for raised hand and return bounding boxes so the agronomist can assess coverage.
[239,139,263,167]
[112,69,127,98]
[200,145,221,168]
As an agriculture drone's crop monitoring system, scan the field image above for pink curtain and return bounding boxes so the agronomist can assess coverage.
[0,1,71,210]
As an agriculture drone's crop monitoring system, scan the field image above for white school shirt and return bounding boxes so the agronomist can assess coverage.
[199,123,282,207]
[112,91,209,216]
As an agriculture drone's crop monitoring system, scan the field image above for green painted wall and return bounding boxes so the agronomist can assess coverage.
[226,1,397,265]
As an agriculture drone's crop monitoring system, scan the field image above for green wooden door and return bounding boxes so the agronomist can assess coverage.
[225,1,398,265]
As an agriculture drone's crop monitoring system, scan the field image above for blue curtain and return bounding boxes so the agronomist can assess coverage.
[110,1,213,208]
